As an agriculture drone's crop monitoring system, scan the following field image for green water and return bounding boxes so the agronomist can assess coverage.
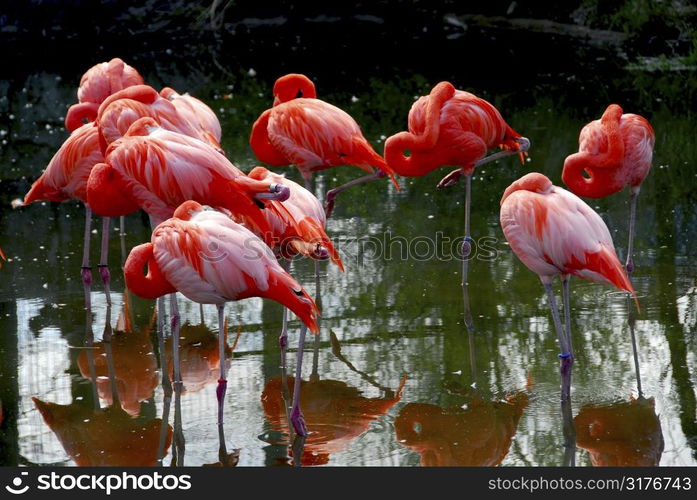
[0,72,695,466]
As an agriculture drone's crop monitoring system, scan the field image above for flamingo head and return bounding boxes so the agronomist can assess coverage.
[272,74,316,105]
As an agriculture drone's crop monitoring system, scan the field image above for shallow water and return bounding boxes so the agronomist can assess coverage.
[0,71,695,467]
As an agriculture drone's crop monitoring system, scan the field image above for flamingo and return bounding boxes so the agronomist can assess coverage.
[124,200,320,436]
[97,85,223,154]
[65,58,144,131]
[562,104,655,274]
[249,73,400,214]
[384,81,530,290]
[244,166,344,375]
[86,117,293,233]
[499,172,636,400]
[22,122,110,304]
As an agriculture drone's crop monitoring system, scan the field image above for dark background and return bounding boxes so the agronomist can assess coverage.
[1,0,695,112]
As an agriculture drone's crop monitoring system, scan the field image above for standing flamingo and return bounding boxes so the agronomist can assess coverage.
[22,123,110,304]
[97,85,223,154]
[249,73,400,213]
[65,58,144,131]
[86,117,292,233]
[244,166,343,378]
[384,81,530,290]
[562,104,655,274]
[499,172,636,400]
[124,200,319,436]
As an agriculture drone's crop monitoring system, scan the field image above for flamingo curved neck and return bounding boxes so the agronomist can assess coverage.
[249,109,289,165]
[562,153,622,199]
[124,243,176,299]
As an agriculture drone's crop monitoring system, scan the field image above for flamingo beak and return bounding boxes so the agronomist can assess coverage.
[254,184,291,202]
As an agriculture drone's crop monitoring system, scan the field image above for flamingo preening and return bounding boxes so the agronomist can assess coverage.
[124,200,320,436]
[384,81,530,290]
[500,172,636,400]
[65,58,144,131]
[249,73,400,214]
[562,104,655,274]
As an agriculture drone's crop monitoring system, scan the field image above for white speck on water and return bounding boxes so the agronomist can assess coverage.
[91,229,97,234]
[248,68,257,77]
[452,369,462,375]
[427,215,434,219]
[351,95,359,103]
[461,403,468,410]
[42,283,48,289]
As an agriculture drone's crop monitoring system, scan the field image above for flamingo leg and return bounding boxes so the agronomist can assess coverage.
[156,295,173,465]
[627,294,643,398]
[561,275,574,355]
[543,281,573,401]
[462,173,473,283]
[81,205,93,308]
[290,325,309,437]
[278,259,290,368]
[169,293,185,463]
[626,189,639,274]
[216,303,228,427]
[311,258,322,381]
[461,173,475,331]
[561,393,576,466]
[98,217,112,307]
[325,171,386,217]
[118,215,127,268]
[437,136,531,189]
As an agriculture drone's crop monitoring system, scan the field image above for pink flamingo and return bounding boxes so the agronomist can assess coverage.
[500,172,636,400]
[243,166,344,373]
[384,81,529,287]
[249,73,400,214]
[97,85,223,154]
[124,200,319,436]
[23,123,108,304]
[86,117,292,232]
[65,58,144,131]
[562,104,655,273]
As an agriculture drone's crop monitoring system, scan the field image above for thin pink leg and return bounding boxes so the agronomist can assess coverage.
[290,325,309,437]
[81,205,93,309]
[98,217,112,306]
[325,171,386,217]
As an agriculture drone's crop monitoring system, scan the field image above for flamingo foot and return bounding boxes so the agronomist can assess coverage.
[437,168,464,189]
[290,404,308,437]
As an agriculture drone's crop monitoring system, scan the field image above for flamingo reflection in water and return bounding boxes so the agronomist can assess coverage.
[394,383,529,466]
[261,332,406,466]
[32,398,172,467]
[76,299,157,416]
[165,322,234,395]
[33,302,172,466]
[574,398,664,466]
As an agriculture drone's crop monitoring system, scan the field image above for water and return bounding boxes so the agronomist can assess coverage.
[0,71,695,467]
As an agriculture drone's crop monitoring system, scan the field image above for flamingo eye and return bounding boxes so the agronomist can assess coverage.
[292,288,304,296]
[295,89,303,99]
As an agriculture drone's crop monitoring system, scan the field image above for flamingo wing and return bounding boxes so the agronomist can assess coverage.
[24,123,102,204]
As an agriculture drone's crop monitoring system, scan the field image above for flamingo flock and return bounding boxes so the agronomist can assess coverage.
[15,58,654,451]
